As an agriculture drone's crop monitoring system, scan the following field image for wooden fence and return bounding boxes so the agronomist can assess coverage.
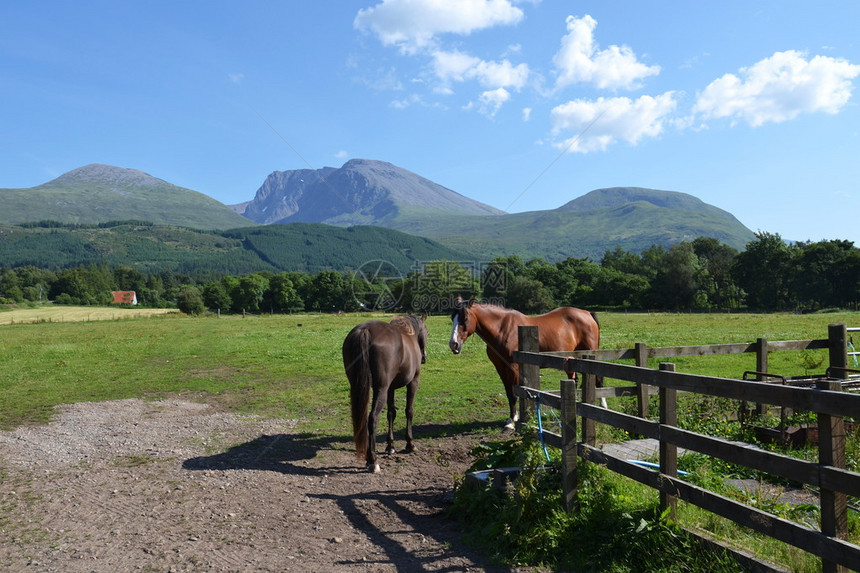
[512,323,860,573]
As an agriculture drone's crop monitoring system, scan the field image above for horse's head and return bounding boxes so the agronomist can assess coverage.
[449,296,476,354]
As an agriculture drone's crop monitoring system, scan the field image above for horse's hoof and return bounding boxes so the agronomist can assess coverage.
[403,444,415,454]
[368,463,381,473]
[384,447,396,455]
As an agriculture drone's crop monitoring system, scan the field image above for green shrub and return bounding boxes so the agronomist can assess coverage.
[450,432,744,571]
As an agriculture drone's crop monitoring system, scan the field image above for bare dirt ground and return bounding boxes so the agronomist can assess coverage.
[0,398,519,572]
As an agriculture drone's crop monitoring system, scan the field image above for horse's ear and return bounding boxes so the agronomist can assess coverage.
[420,312,427,322]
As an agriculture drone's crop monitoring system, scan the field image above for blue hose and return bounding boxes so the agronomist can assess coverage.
[626,459,689,476]
[535,394,551,462]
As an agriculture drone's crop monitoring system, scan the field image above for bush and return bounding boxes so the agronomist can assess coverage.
[450,432,745,571]
[177,287,205,315]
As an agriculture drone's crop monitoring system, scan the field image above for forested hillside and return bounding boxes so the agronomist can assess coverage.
[0,221,469,276]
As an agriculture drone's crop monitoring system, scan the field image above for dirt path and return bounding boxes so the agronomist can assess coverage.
[0,399,515,572]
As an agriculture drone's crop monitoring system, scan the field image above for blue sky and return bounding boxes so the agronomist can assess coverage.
[3,1,859,245]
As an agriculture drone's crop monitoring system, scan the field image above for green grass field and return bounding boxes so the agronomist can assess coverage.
[2,307,859,434]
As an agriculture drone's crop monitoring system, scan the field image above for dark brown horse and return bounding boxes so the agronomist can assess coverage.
[343,314,428,473]
[449,297,599,428]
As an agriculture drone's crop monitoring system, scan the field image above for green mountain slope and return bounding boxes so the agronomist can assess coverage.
[223,224,469,273]
[0,222,471,275]
[390,187,756,261]
[0,164,253,230]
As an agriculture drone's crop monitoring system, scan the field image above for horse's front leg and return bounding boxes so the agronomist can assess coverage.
[488,350,519,430]
[503,363,521,430]
[403,378,418,453]
[384,387,397,455]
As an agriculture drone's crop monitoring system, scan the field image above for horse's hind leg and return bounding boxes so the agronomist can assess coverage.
[384,387,397,455]
[366,389,386,473]
[403,379,418,453]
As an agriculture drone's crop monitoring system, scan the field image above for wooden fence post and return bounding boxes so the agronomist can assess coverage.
[821,324,848,573]
[561,377,578,513]
[659,362,678,519]
[518,325,540,427]
[635,342,650,418]
[817,378,848,573]
[755,337,769,416]
[829,323,848,376]
[582,354,596,448]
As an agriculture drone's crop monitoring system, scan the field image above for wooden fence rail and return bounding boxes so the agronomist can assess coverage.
[513,323,860,573]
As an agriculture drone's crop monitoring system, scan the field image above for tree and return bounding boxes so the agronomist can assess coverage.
[480,256,523,304]
[264,273,304,313]
[202,281,232,312]
[793,240,860,310]
[307,270,353,312]
[505,275,555,313]
[522,259,562,308]
[554,258,602,306]
[406,261,477,313]
[732,232,793,311]
[591,267,650,309]
[0,269,23,303]
[50,268,93,304]
[692,237,740,309]
[231,274,270,313]
[177,286,205,315]
[650,243,705,310]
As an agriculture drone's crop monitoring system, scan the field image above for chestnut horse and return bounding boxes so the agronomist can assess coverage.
[449,297,599,428]
[343,314,428,473]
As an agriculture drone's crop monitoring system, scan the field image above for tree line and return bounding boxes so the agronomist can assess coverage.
[1,232,858,314]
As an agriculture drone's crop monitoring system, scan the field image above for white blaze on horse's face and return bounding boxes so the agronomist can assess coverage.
[449,313,464,354]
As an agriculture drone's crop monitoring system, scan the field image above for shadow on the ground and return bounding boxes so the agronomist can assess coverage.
[310,486,513,572]
[182,432,355,476]
[182,420,503,476]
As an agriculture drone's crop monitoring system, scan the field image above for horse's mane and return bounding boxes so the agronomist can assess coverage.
[390,314,422,336]
[454,298,524,321]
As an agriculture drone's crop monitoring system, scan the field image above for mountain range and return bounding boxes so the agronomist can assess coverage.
[0,160,757,272]
[234,159,754,260]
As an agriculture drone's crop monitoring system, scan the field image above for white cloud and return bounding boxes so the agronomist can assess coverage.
[694,50,860,127]
[522,107,532,121]
[354,0,523,54]
[432,50,529,90]
[553,15,660,91]
[550,93,678,152]
[473,87,510,117]
[432,50,480,83]
[389,93,446,110]
[334,150,349,159]
[228,73,244,84]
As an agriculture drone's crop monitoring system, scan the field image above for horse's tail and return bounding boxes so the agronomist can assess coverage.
[345,327,372,460]
[590,311,600,348]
